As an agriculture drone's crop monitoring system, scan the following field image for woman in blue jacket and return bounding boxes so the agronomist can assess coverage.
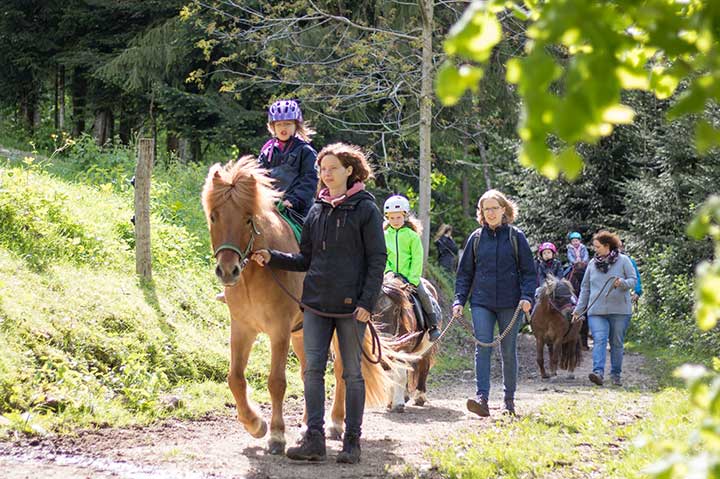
[452,190,536,416]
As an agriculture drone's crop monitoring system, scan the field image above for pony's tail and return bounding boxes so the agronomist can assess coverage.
[361,328,419,407]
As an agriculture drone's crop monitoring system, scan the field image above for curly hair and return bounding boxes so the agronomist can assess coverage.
[592,230,622,251]
[476,189,518,225]
[316,142,374,191]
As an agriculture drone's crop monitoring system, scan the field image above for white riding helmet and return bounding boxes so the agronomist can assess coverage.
[384,195,411,215]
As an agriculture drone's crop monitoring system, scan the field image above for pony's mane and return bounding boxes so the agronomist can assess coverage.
[381,275,413,312]
[201,155,281,219]
[538,275,574,301]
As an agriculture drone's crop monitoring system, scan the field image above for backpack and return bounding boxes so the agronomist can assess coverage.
[471,226,520,272]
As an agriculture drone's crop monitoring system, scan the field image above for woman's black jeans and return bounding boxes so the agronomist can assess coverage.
[302,310,367,436]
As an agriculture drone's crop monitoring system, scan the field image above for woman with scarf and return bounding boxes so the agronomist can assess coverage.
[572,230,636,387]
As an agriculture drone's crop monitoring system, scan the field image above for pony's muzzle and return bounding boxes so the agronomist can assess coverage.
[215,251,243,285]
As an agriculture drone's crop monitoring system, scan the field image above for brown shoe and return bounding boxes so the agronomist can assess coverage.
[589,372,604,386]
[466,397,490,417]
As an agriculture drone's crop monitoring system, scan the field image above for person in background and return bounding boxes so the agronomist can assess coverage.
[384,195,441,342]
[567,231,590,265]
[572,230,636,387]
[434,224,459,275]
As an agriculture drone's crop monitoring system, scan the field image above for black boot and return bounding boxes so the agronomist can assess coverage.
[286,429,326,462]
[336,433,361,464]
[426,311,441,342]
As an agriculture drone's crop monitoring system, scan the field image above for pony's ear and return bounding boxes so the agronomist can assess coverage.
[208,163,223,181]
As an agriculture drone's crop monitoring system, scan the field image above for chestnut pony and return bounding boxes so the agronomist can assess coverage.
[202,157,399,454]
[374,274,440,412]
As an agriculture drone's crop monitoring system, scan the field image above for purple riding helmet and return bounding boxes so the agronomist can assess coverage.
[268,99,303,123]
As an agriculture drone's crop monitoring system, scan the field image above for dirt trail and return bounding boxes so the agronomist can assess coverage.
[0,334,655,479]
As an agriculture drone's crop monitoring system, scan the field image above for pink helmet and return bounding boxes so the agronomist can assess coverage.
[538,242,557,254]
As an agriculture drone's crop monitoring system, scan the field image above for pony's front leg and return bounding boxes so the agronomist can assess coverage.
[389,368,407,413]
[536,335,549,379]
[267,336,290,455]
[228,323,266,439]
[329,337,345,441]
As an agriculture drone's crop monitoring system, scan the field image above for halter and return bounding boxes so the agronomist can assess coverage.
[213,217,261,272]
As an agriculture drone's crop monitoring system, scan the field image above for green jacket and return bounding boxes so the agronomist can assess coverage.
[384,225,423,286]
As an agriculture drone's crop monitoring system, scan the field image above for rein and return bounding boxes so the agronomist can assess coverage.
[213,214,384,365]
[266,266,384,364]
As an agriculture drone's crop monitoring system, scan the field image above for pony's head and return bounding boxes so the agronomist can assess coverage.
[201,156,281,286]
[538,275,576,312]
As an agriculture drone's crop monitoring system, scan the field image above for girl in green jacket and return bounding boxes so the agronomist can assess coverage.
[383,195,441,341]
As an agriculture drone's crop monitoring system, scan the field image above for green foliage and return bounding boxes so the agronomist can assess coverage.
[0,144,303,436]
[641,197,720,477]
[438,0,720,179]
[430,389,692,479]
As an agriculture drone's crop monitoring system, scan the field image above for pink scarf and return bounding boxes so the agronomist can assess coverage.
[318,182,365,208]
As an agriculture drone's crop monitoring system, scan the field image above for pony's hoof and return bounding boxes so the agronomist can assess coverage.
[541,375,550,380]
[328,425,343,441]
[404,394,410,403]
[567,374,575,380]
[390,404,405,413]
[413,393,426,407]
[249,419,268,439]
[268,440,285,455]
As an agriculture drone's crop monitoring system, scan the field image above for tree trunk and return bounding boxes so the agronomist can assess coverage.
[190,137,201,163]
[477,138,492,190]
[166,133,179,158]
[92,108,114,146]
[71,68,87,137]
[54,66,59,130]
[418,0,434,261]
[58,65,65,132]
[119,105,132,145]
[462,174,470,217]
[462,142,470,216]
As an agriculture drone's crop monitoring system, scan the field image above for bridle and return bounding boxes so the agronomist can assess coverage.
[213,217,261,273]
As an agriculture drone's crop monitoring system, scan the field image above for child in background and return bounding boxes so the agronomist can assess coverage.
[535,242,564,286]
[383,195,441,342]
[567,231,589,265]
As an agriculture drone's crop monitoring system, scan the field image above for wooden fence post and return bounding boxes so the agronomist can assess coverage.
[134,138,153,281]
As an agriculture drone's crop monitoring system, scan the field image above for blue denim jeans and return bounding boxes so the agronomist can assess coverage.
[303,311,367,436]
[588,314,631,377]
[471,306,520,401]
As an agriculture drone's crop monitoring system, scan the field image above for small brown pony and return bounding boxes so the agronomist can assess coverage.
[531,276,583,379]
[202,157,401,454]
[373,274,440,412]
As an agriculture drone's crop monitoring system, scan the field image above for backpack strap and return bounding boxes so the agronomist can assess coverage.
[472,225,519,271]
